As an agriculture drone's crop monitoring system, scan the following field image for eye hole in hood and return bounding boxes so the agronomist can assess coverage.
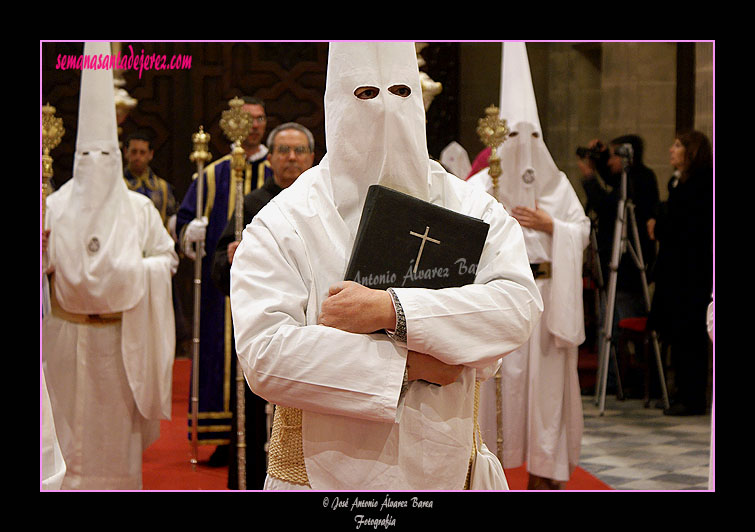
[388,84,411,97]
[354,86,379,100]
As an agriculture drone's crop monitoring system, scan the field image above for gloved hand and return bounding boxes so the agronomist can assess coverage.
[183,216,208,260]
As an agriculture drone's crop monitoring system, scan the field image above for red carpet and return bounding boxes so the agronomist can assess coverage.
[142,357,228,490]
[503,464,611,490]
[143,358,611,491]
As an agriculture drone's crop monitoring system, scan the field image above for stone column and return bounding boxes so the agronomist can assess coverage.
[694,42,714,142]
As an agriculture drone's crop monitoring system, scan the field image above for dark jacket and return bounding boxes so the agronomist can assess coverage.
[648,166,713,338]
[582,160,660,293]
[211,178,283,296]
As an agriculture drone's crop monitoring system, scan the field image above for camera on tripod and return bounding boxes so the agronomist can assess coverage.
[613,143,634,162]
[576,141,604,162]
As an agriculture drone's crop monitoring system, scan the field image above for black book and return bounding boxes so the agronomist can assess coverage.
[345,185,490,290]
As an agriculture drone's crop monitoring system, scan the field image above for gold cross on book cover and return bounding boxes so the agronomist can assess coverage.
[409,226,441,273]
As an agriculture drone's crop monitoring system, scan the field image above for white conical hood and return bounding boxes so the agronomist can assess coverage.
[495,42,561,211]
[76,43,120,154]
[499,41,541,136]
[324,41,430,231]
[48,41,144,314]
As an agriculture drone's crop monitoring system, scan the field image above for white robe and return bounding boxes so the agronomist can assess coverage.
[470,169,590,482]
[41,371,66,490]
[42,189,178,490]
[230,157,543,490]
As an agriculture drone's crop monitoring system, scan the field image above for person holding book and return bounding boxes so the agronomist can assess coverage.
[468,43,590,489]
[228,42,542,491]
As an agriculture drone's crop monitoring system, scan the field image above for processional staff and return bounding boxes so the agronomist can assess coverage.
[42,103,64,315]
[476,104,509,199]
[42,103,64,232]
[220,97,254,490]
[188,126,212,470]
[476,104,509,465]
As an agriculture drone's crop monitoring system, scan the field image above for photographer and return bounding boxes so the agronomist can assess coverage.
[577,135,660,393]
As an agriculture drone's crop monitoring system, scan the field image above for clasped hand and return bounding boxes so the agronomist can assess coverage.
[511,201,554,234]
[318,281,395,333]
[318,281,463,386]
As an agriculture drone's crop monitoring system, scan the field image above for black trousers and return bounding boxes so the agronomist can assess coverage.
[669,327,710,411]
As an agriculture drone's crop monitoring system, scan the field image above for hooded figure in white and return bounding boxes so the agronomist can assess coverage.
[468,42,590,488]
[42,41,178,490]
[230,41,542,490]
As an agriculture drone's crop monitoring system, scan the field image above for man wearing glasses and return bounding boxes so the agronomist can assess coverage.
[213,123,316,294]
[212,122,316,489]
[175,96,273,468]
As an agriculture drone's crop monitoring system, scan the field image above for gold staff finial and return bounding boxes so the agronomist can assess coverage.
[190,125,212,165]
[220,96,254,146]
[219,96,254,192]
[476,105,509,197]
[42,103,65,219]
[42,103,64,179]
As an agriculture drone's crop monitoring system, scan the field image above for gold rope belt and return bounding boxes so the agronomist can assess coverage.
[463,381,481,490]
[269,396,478,489]
[267,405,310,486]
[48,275,122,325]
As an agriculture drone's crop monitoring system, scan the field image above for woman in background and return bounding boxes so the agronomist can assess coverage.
[648,130,713,416]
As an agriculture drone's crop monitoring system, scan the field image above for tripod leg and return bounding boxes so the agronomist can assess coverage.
[611,342,624,400]
[597,198,626,414]
[650,332,671,409]
[597,286,616,414]
[590,227,608,406]
[595,341,605,406]
[626,203,670,410]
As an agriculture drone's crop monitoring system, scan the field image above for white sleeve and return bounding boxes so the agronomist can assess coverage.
[231,208,407,424]
[390,198,543,370]
[121,198,178,421]
[547,189,591,347]
[139,198,179,274]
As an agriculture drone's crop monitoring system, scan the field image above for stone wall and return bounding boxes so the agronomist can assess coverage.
[458,42,714,204]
